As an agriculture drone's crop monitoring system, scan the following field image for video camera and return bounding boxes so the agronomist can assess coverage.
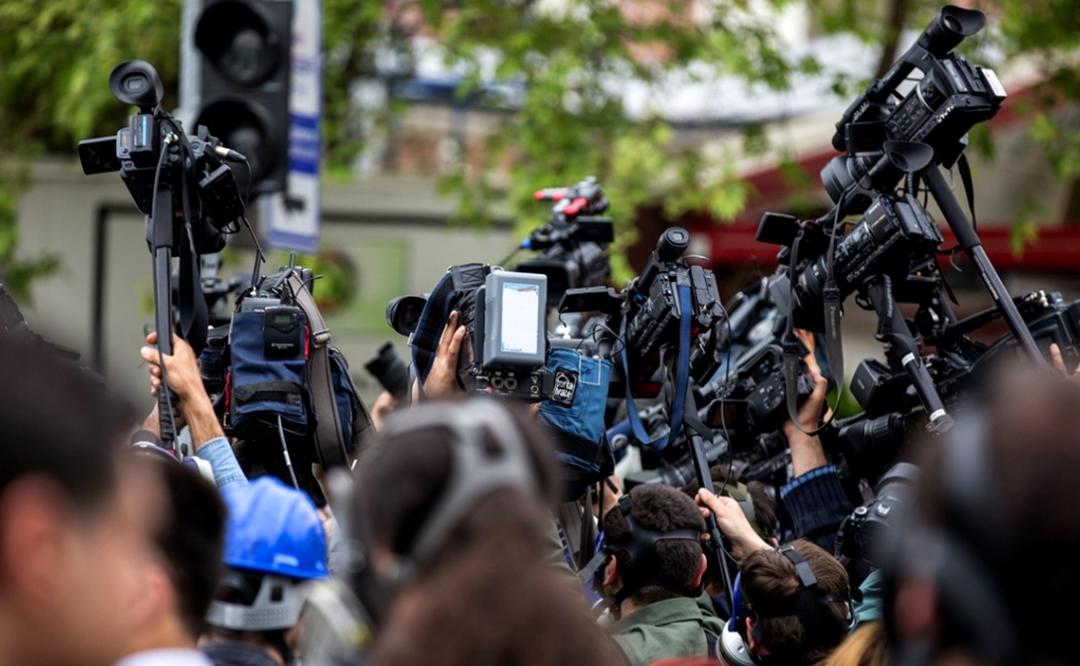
[517,177,614,307]
[78,59,250,452]
[758,191,944,332]
[562,227,725,391]
[200,259,371,484]
[824,5,1006,214]
[452,266,552,400]
[78,61,244,256]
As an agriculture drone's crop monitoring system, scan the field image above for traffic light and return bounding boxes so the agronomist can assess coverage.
[192,0,292,198]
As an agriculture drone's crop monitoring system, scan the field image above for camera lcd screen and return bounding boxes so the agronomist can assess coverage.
[500,282,541,355]
[482,270,547,368]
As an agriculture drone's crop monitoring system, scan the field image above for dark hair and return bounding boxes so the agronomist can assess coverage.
[602,484,706,605]
[354,402,560,564]
[151,460,227,638]
[904,366,1080,661]
[741,539,850,665]
[354,401,625,666]
[0,334,135,511]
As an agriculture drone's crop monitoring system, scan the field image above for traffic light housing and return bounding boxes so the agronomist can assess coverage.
[193,0,292,198]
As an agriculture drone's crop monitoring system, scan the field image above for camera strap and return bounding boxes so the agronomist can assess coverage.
[621,282,692,451]
[177,220,210,354]
[285,271,348,468]
[782,212,845,438]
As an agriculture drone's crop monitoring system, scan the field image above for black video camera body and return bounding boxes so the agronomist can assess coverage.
[518,177,615,308]
[78,62,243,255]
[759,192,943,332]
[702,340,816,444]
[825,6,1005,211]
[624,228,725,389]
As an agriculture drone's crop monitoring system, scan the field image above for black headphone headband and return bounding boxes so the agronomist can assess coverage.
[748,545,852,652]
[605,494,704,600]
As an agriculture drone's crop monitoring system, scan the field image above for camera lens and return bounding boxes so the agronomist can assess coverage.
[821,156,856,204]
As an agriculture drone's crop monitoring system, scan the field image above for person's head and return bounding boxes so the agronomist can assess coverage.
[681,463,778,542]
[886,365,1080,665]
[600,484,707,611]
[126,455,227,652]
[353,398,559,587]
[353,399,625,666]
[0,336,150,666]
[740,539,851,665]
[204,476,328,662]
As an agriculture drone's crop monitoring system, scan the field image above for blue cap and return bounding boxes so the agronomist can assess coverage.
[220,476,329,580]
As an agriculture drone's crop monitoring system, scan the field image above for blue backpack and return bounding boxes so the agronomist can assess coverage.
[208,267,372,468]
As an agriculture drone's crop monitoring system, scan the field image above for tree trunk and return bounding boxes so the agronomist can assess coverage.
[874,0,911,80]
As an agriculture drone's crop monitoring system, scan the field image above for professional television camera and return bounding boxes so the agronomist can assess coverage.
[821,4,1043,367]
[824,5,1005,214]
[517,176,614,308]
[745,7,1027,440]
[563,226,725,393]
[394,263,554,401]
[453,266,551,399]
[78,60,247,452]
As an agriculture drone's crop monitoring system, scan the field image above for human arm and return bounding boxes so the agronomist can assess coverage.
[695,489,770,561]
[141,332,247,487]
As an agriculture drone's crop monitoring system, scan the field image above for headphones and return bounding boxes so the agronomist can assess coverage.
[718,546,853,666]
[350,399,542,622]
[578,492,704,605]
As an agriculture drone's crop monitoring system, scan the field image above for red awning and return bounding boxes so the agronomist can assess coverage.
[692,221,1080,272]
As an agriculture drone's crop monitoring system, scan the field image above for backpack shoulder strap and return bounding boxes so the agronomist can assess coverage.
[286,272,348,468]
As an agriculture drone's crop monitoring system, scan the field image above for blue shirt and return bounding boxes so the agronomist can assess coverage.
[196,436,249,488]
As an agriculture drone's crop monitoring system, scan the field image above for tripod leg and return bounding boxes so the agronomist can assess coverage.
[922,166,1043,365]
[863,278,953,434]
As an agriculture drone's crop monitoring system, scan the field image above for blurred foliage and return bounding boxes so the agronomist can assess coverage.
[0,1,185,298]
[2,0,1080,295]
[809,0,1080,255]
[412,0,805,283]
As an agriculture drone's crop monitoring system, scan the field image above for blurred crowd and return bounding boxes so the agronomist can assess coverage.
[1,306,1077,666]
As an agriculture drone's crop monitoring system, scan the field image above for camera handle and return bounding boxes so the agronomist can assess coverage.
[682,394,737,609]
[921,165,1044,365]
[862,277,954,435]
[148,186,184,456]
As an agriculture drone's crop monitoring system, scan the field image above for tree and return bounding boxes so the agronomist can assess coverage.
[1,0,1078,298]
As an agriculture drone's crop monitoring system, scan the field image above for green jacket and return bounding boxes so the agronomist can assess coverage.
[610,596,727,666]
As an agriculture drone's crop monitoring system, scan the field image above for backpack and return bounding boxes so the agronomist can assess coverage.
[210,267,372,468]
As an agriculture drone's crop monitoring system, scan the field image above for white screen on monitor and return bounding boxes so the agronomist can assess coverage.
[500,282,540,354]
